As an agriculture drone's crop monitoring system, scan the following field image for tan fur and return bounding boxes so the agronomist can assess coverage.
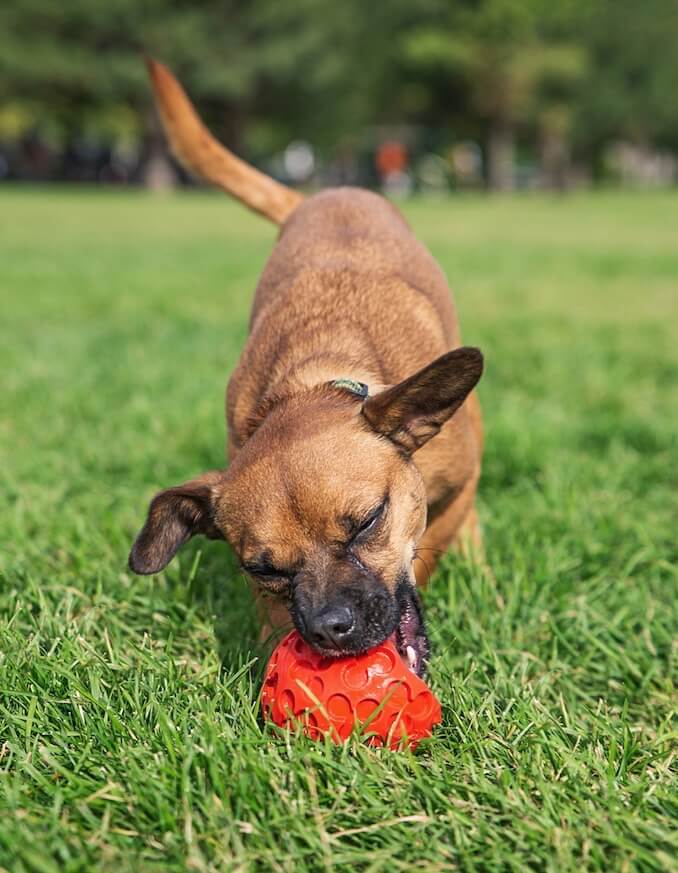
[136,60,484,647]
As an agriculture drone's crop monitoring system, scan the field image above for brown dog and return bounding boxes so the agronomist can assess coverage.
[129,60,484,675]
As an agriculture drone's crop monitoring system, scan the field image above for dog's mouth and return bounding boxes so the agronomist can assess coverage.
[394,583,430,677]
[295,581,430,677]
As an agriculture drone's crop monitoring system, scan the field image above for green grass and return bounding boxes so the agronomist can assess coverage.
[1,187,676,872]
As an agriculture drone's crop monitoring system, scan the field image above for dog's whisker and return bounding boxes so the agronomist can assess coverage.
[413,554,432,586]
[414,547,447,556]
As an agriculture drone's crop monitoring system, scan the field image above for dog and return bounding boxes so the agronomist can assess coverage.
[128,59,484,676]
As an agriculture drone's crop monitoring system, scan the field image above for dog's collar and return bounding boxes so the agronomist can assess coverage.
[330,378,369,398]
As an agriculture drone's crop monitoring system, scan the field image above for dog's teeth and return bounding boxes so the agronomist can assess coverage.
[406,645,417,671]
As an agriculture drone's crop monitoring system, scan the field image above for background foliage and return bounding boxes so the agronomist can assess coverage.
[1,0,678,186]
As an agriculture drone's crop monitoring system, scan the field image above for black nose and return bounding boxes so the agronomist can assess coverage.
[306,605,355,649]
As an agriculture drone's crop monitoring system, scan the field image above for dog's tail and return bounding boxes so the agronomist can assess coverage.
[146,57,303,225]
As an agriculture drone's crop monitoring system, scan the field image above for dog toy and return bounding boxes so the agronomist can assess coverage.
[261,631,441,750]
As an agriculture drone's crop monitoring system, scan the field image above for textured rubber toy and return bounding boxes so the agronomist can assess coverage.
[261,631,441,750]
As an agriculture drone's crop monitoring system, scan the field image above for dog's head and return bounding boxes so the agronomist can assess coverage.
[128,347,482,674]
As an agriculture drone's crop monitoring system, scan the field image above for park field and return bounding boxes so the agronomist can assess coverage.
[0,188,676,871]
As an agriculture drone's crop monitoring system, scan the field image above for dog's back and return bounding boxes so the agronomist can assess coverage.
[254,187,459,340]
[227,187,462,447]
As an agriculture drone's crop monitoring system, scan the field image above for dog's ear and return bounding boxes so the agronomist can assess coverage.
[128,471,226,575]
[362,347,483,454]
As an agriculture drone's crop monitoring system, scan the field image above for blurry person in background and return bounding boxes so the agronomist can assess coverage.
[375,140,412,197]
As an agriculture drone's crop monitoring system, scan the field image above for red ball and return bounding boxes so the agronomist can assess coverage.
[261,631,441,750]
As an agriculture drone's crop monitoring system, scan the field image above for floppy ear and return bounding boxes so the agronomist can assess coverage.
[128,471,225,575]
[362,347,483,454]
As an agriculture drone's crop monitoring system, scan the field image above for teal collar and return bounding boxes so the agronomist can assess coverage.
[330,378,369,398]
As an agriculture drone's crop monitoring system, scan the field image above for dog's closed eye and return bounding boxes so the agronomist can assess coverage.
[243,561,291,580]
[343,498,388,543]
[242,562,294,595]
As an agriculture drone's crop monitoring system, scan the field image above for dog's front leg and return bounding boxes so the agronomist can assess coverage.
[249,580,294,646]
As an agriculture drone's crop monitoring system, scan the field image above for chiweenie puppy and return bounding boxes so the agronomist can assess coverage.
[129,60,484,676]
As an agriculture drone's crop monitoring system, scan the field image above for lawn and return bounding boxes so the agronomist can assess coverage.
[0,187,676,872]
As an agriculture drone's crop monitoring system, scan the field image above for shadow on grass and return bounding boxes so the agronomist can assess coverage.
[176,537,286,680]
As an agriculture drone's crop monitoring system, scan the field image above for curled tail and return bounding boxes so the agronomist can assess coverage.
[146,57,303,225]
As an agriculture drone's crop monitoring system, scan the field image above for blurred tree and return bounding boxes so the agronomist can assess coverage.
[574,0,678,161]
[0,0,261,184]
[234,0,417,153]
[399,0,588,189]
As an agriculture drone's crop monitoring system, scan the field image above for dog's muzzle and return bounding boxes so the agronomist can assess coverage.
[291,574,430,677]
